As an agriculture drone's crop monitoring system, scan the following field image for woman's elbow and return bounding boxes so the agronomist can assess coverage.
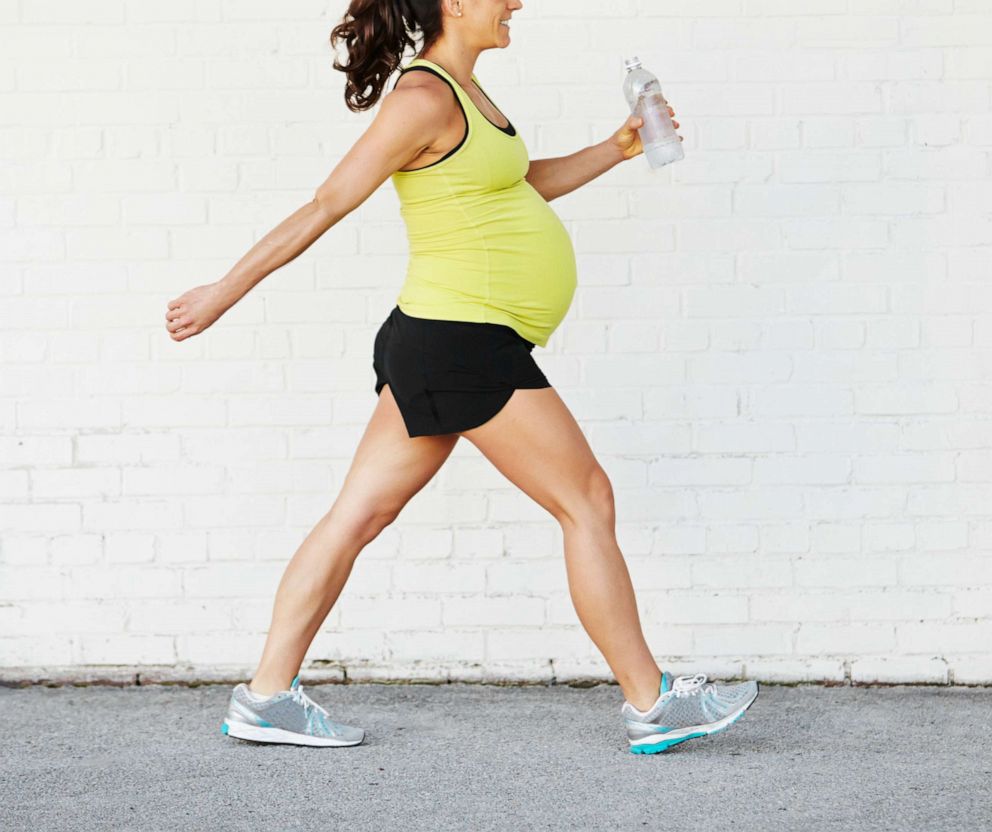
[310,191,348,232]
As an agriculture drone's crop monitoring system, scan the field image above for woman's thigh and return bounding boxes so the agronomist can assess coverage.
[458,387,612,524]
[334,384,460,528]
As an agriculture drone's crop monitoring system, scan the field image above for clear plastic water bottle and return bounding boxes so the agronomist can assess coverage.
[622,56,684,169]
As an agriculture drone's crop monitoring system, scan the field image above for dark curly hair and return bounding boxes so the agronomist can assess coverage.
[329,0,444,112]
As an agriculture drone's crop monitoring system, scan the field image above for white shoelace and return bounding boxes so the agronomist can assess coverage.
[290,683,331,718]
[671,673,717,698]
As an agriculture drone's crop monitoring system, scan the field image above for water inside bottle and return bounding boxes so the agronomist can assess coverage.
[624,58,684,169]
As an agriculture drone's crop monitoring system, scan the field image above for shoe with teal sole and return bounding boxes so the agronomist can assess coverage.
[220,674,365,748]
[621,671,758,754]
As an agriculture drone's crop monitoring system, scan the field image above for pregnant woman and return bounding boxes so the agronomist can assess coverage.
[164,0,758,755]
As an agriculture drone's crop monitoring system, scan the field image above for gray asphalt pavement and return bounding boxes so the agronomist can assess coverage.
[1,681,989,831]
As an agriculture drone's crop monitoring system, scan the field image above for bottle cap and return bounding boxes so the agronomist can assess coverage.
[623,56,641,71]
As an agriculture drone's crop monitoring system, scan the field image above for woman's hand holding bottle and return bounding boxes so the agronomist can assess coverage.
[611,105,680,162]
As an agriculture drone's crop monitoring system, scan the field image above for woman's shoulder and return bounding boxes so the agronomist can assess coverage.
[384,67,456,112]
[386,66,462,127]
[393,64,455,95]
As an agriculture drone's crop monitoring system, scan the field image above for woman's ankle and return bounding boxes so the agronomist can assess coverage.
[625,667,664,712]
[247,675,291,698]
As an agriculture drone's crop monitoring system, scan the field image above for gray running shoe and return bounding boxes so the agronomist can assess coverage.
[221,674,365,747]
[621,671,758,754]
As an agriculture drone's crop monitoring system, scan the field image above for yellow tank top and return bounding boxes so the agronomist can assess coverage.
[390,57,577,349]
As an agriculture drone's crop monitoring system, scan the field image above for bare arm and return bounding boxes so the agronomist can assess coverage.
[210,200,336,307]
[524,141,625,202]
[164,84,450,341]
[524,106,680,202]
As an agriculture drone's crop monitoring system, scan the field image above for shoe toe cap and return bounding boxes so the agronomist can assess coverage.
[322,720,365,743]
[729,680,758,704]
[340,725,365,743]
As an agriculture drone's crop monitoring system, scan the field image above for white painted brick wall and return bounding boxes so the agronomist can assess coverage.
[1,1,990,685]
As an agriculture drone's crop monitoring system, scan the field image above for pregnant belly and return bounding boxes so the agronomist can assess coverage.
[400,181,578,340]
[490,182,577,311]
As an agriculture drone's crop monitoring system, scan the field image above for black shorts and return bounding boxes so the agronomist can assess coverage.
[373,305,551,438]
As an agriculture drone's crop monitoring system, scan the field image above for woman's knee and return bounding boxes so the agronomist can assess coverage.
[330,498,403,546]
[365,506,403,541]
[558,466,616,527]
[587,466,616,519]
